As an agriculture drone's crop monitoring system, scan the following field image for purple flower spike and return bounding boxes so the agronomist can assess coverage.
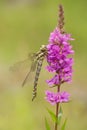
[48,28,74,45]
[46,28,74,86]
[45,91,70,105]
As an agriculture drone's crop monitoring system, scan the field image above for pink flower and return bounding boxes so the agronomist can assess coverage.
[46,28,74,86]
[46,75,60,86]
[48,28,74,45]
[45,91,70,105]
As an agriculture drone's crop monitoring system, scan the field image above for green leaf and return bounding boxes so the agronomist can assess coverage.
[57,106,63,124]
[61,118,67,130]
[47,108,57,123]
[45,118,51,130]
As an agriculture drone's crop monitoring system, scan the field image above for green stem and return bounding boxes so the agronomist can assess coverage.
[55,85,60,130]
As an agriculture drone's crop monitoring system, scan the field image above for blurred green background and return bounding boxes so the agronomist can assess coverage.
[0,0,87,130]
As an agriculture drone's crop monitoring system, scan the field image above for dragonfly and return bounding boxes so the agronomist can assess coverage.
[10,45,47,101]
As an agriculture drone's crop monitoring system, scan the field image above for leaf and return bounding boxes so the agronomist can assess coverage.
[47,108,57,123]
[61,118,67,130]
[45,118,51,130]
[57,106,63,124]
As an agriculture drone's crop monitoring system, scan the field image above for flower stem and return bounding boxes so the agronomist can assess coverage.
[55,85,60,130]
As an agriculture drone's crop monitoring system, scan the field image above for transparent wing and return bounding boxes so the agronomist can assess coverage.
[10,53,37,86]
[22,60,37,87]
[10,58,29,72]
[10,53,36,72]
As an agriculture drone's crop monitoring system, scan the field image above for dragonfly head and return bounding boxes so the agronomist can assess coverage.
[40,45,47,52]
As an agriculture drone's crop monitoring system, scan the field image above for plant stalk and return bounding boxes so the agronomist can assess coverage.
[55,84,60,130]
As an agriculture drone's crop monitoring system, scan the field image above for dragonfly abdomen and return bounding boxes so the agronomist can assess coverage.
[32,57,44,101]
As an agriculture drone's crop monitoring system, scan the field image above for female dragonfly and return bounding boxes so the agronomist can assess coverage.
[10,45,47,101]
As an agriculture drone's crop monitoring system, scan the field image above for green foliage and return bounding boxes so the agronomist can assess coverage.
[61,119,67,130]
[45,118,51,130]
[47,107,67,130]
[58,106,63,125]
[47,108,57,123]
[47,107,63,125]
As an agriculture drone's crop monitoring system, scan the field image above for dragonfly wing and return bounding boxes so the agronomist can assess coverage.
[22,60,37,87]
[9,58,30,72]
[10,53,36,72]
[22,70,32,87]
